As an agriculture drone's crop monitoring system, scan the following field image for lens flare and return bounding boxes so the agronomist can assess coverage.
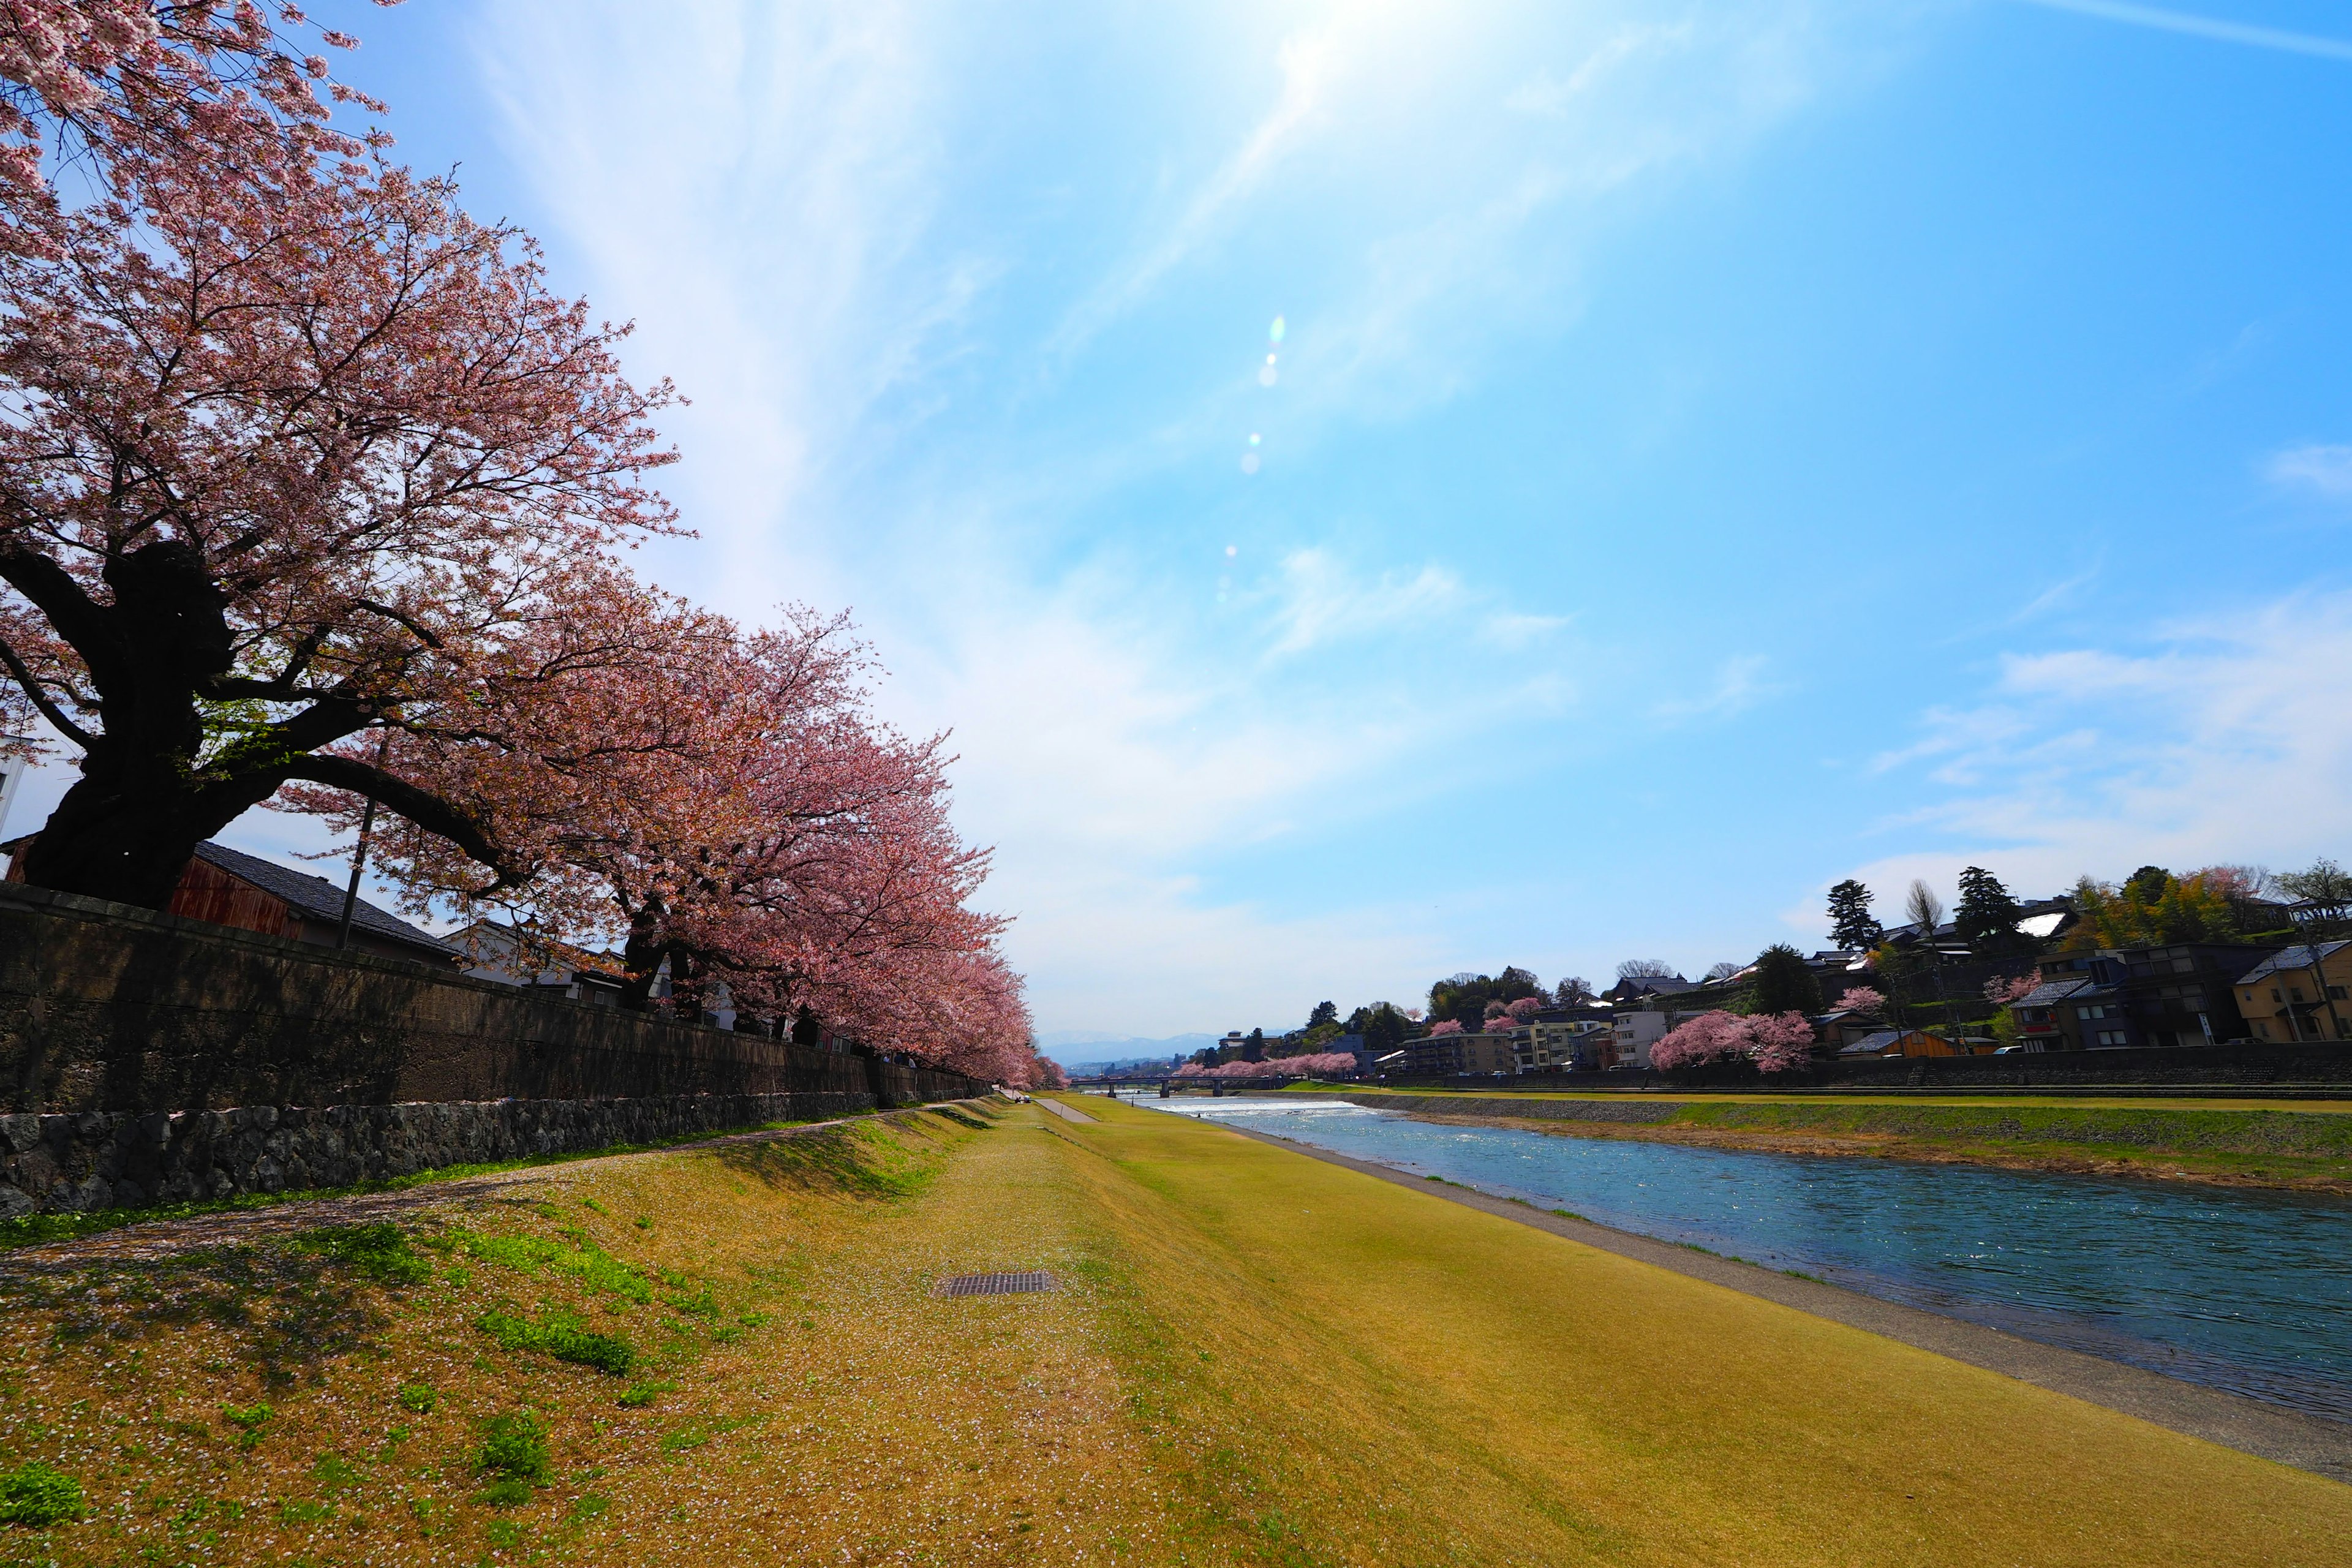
[1225,544,1238,557]
[1269,315,1286,344]
[1240,453,1261,474]
[1258,364,1277,387]
[1249,432,1261,446]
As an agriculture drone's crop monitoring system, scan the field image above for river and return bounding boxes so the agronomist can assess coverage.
[1139,1095,2352,1423]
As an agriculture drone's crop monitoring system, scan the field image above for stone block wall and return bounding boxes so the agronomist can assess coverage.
[0,883,987,1114]
[0,1090,883,1216]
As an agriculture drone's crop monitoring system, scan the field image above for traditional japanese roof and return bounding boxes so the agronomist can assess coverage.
[191,841,456,958]
[1839,1030,1907,1055]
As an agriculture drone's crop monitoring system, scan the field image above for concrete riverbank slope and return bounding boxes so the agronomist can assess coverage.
[0,1095,2344,1564]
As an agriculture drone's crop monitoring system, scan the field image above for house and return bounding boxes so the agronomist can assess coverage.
[2233,943,2352,1044]
[1607,1009,1674,1069]
[1811,1007,1890,1052]
[1838,1028,1962,1058]
[2032,943,2272,1048]
[450,919,629,1008]
[1600,973,1696,1005]
[1400,1033,1517,1076]
[2004,977,2092,1050]
[1504,1019,1608,1072]
[4,837,459,968]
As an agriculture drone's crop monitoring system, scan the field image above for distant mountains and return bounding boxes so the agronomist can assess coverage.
[1038,1031,1219,1072]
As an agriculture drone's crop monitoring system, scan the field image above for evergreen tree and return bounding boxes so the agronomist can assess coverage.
[1953,866,2026,954]
[1748,944,1823,1016]
[1308,1000,1339,1029]
[1826,880,1882,950]
[1360,1003,1411,1052]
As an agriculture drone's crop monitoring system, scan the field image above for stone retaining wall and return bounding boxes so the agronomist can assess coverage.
[0,883,988,1113]
[0,1090,883,1216]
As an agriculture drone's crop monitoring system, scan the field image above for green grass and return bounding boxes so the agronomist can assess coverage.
[0,1461,83,1527]
[286,1222,433,1285]
[0,1113,867,1253]
[477,1311,636,1376]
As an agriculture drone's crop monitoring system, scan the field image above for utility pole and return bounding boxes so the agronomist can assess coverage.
[334,733,391,951]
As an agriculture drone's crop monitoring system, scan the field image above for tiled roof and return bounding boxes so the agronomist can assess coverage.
[192,842,456,957]
[2236,943,2350,986]
[2013,978,2090,1008]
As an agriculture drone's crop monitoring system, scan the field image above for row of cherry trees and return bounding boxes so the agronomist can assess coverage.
[1171,1052,1360,1083]
[0,5,1042,1084]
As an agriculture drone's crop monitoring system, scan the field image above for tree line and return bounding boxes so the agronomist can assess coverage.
[0,5,1044,1086]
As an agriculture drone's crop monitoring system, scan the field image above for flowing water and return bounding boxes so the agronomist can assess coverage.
[1137,1095,2352,1422]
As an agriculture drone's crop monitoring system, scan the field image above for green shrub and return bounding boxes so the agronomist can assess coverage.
[616,1381,675,1409]
[452,1229,654,1304]
[288,1223,431,1286]
[478,1311,635,1376]
[220,1401,272,1447]
[474,1413,552,1487]
[396,1384,435,1415]
[0,1461,83,1527]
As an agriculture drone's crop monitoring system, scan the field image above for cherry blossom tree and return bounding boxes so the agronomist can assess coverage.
[300,603,1033,1076]
[1427,1019,1464,1036]
[1981,973,2040,1007]
[0,34,680,906]
[1651,1011,1817,1074]
[1834,986,1886,1017]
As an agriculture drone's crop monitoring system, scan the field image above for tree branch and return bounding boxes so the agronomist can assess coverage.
[0,636,94,750]
[278,753,529,897]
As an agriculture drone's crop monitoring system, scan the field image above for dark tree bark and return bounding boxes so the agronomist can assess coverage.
[3,537,510,910]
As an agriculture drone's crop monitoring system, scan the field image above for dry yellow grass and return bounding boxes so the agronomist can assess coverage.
[0,1095,2345,1566]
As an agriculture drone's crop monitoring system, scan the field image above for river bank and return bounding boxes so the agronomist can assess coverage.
[2,1096,2347,1564]
[1319,1090,2352,1194]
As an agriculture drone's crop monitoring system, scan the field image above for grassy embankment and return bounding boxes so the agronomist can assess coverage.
[1,1096,2348,1565]
[1306,1085,2352,1191]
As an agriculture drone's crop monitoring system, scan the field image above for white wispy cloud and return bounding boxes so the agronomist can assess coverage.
[461,0,1886,1033]
[2013,0,2352,64]
[1049,21,1337,358]
[2265,443,2352,499]
[1854,590,2352,904]
[1653,653,1779,725]
[1262,548,1466,656]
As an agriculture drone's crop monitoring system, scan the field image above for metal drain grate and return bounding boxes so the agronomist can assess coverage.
[935,1270,1057,1298]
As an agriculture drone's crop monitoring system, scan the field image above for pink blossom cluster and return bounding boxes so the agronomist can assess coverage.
[1649,1011,1817,1075]
[1172,1052,1359,1082]
[1834,986,1885,1017]
[1426,1019,1465,1036]
[1481,997,1544,1028]
[1982,973,2041,1006]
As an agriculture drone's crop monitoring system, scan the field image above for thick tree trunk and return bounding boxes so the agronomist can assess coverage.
[17,748,279,910]
[3,538,509,911]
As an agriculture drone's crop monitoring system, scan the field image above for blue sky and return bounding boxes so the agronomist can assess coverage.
[15,0,2352,1042]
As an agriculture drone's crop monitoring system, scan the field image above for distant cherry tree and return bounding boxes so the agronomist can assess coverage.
[1651,1011,1816,1076]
